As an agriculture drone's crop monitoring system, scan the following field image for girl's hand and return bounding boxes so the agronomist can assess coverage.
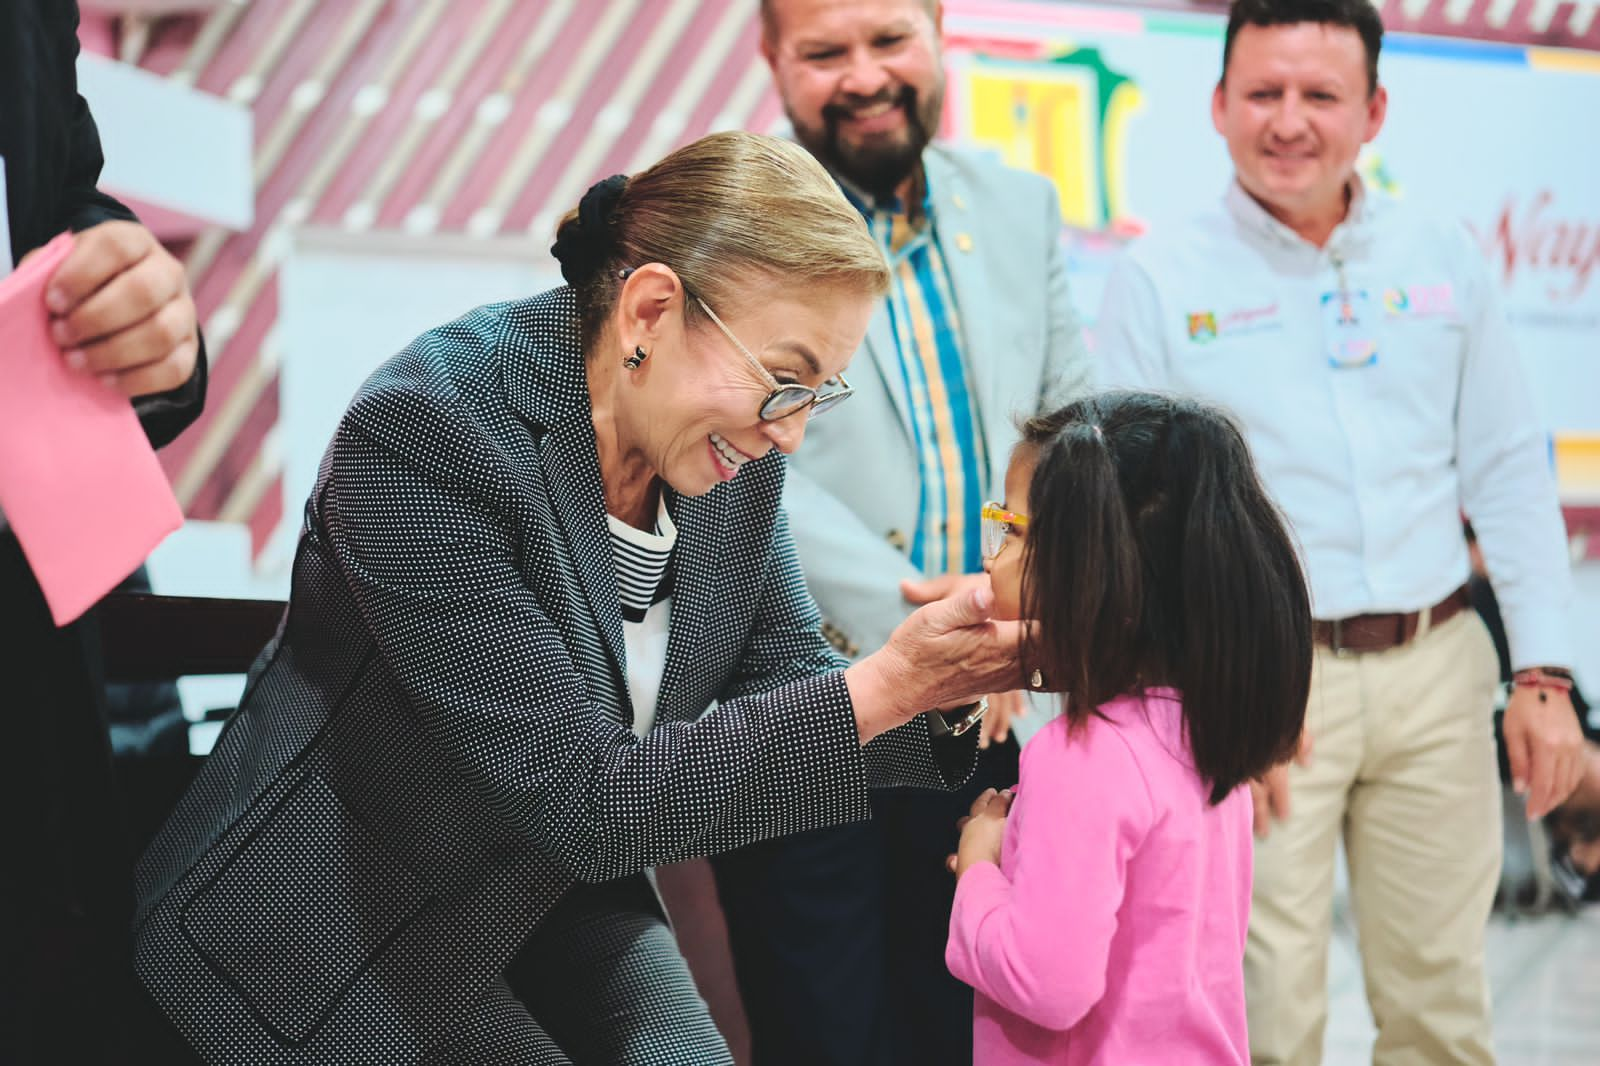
[946,787,1014,877]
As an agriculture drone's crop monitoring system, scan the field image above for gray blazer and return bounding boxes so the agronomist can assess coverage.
[133,288,973,1063]
[785,146,1093,656]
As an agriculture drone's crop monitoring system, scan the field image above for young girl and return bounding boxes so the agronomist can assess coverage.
[945,391,1311,1064]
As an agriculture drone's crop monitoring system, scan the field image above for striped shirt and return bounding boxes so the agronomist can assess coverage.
[606,495,676,737]
[842,174,987,576]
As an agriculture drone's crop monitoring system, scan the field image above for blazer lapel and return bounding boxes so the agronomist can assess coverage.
[926,152,1003,491]
[537,425,632,723]
[504,291,632,723]
[652,485,726,726]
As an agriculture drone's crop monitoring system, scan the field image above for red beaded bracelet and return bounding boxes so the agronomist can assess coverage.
[1511,667,1574,702]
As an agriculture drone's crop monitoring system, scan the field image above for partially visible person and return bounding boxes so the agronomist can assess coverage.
[714,2,1093,1061]
[1546,745,1600,898]
[1094,0,1584,1061]
[1467,524,1600,902]
[944,392,1311,1065]
[1467,521,1595,781]
[133,131,1022,1065]
[1,2,205,1062]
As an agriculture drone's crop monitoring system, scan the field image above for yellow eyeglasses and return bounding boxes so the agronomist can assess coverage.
[980,501,1028,562]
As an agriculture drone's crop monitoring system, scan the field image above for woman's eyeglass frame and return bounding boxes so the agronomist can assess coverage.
[693,297,853,423]
[615,265,854,422]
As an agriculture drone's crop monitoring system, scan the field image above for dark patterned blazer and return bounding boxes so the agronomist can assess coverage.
[133,288,974,1063]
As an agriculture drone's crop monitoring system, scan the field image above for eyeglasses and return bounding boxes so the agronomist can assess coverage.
[694,297,854,422]
[980,501,1028,563]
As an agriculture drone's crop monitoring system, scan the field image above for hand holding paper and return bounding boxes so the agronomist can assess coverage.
[44,220,200,399]
[0,232,183,625]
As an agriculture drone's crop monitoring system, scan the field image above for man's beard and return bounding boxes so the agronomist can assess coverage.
[792,82,942,203]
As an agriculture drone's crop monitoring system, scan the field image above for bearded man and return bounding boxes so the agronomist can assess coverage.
[710,3,1093,1064]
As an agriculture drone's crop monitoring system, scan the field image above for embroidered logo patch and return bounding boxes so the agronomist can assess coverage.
[1382,283,1457,317]
[1185,303,1281,344]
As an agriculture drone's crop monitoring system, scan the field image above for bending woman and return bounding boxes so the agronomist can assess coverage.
[133,131,1016,1064]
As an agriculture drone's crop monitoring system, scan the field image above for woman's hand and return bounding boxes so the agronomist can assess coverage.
[902,575,1029,750]
[844,578,1024,744]
[946,787,1014,877]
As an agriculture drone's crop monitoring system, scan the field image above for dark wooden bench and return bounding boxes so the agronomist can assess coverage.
[98,591,286,683]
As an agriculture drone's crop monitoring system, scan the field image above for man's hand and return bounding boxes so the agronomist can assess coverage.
[43,221,199,400]
[903,575,1028,749]
[1504,685,1586,820]
[1250,729,1313,840]
[946,787,1014,877]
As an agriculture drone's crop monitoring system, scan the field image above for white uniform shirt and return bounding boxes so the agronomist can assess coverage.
[1096,178,1573,669]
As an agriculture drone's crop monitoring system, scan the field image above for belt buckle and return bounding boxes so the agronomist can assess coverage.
[1330,618,1355,658]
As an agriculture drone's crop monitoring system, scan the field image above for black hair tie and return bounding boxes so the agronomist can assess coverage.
[580,173,627,234]
[551,173,628,286]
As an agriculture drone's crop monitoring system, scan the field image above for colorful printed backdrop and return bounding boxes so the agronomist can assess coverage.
[101,0,1600,567]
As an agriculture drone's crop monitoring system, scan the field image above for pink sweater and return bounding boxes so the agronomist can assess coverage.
[946,690,1252,1065]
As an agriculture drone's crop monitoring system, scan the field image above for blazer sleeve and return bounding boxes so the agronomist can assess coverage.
[323,390,897,883]
[714,505,978,806]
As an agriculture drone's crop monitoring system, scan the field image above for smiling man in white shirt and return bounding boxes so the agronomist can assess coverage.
[1095,1,1586,1062]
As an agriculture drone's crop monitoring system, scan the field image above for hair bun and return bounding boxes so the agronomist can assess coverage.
[551,174,628,286]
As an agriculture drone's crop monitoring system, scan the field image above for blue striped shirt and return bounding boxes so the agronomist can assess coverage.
[842,174,988,576]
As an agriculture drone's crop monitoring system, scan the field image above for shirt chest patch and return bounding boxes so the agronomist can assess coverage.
[1184,301,1284,344]
[1382,282,1457,319]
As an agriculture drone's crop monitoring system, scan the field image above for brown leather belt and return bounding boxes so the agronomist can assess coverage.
[1313,585,1472,657]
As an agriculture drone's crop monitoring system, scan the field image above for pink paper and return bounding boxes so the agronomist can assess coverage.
[0,232,184,626]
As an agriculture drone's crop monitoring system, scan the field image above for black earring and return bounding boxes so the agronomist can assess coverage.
[623,346,648,370]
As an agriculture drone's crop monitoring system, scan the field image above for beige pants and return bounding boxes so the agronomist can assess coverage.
[1246,611,1502,1065]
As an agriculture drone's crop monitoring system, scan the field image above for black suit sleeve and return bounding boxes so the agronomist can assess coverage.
[58,86,136,235]
[131,338,207,450]
[54,3,208,449]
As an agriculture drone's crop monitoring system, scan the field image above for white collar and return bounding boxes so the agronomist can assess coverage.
[1223,173,1373,257]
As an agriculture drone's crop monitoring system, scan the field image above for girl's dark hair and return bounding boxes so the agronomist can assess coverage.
[1019,391,1311,804]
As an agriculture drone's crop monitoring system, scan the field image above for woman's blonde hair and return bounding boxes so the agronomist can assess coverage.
[551,131,890,353]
